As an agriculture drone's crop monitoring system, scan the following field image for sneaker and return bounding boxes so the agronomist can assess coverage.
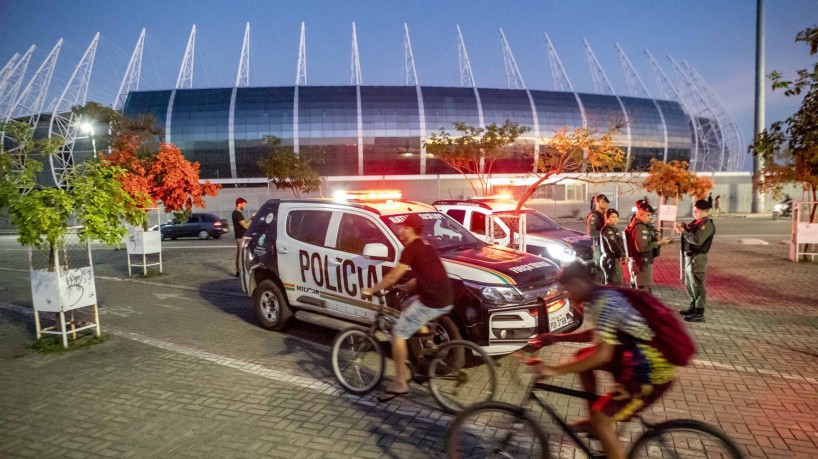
[679,306,697,316]
[684,311,705,322]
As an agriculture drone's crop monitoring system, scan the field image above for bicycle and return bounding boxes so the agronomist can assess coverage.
[445,348,744,458]
[330,288,498,414]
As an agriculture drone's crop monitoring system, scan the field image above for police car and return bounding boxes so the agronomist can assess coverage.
[433,197,593,267]
[239,190,580,355]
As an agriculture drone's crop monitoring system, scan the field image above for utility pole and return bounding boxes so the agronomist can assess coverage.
[752,0,765,213]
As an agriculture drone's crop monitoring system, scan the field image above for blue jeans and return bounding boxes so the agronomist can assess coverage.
[393,296,453,340]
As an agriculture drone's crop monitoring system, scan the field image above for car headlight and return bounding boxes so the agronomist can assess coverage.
[464,281,523,305]
[546,244,576,262]
[774,204,783,211]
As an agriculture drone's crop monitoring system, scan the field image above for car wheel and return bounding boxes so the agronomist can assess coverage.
[160,233,167,241]
[253,280,292,331]
[198,230,210,240]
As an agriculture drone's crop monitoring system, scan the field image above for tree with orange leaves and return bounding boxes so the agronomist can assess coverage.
[642,159,713,202]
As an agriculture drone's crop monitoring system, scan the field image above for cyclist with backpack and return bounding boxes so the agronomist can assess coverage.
[530,261,694,459]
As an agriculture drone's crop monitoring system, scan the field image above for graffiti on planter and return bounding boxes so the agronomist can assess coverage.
[60,267,96,308]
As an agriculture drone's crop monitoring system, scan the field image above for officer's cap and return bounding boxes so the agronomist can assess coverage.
[635,200,655,214]
[595,194,610,203]
[694,199,712,210]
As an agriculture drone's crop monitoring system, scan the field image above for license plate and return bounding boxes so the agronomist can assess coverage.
[548,306,571,332]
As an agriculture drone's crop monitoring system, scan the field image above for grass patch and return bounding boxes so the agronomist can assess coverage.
[30,332,111,354]
[139,270,166,279]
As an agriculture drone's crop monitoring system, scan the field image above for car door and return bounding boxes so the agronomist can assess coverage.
[274,206,335,309]
[180,214,200,238]
[324,211,399,321]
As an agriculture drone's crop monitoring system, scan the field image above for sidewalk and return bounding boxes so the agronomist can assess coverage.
[1,225,817,458]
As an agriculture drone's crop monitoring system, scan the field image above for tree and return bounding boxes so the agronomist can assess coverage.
[426,120,531,196]
[642,159,713,203]
[100,136,220,219]
[0,121,143,270]
[515,126,625,213]
[751,26,818,223]
[258,136,323,198]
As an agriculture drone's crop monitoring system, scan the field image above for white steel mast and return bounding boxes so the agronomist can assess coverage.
[236,22,250,87]
[296,22,307,86]
[668,54,723,172]
[583,38,632,168]
[0,46,35,121]
[6,39,63,128]
[499,28,525,90]
[176,25,196,89]
[456,25,475,88]
[0,53,20,94]
[645,50,699,168]
[544,34,587,131]
[113,28,145,110]
[616,43,668,161]
[350,22,362,86]
[48,33,100,187]
[404,23,418,86]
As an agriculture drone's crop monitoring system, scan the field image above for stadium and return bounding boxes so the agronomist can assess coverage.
[1,23,751,213]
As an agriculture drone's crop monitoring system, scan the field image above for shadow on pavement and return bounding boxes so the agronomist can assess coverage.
[197,279,255,325]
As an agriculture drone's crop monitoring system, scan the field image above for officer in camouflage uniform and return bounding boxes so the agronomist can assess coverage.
[624,200,671,292]
[586,194,609,274]
[675,199,716,323]
[599,209,625,285]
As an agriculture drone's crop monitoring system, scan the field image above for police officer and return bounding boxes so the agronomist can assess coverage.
[624,200,672,292]
[599,208,625,285]
[675,199,716,323]
[586,194,609,273]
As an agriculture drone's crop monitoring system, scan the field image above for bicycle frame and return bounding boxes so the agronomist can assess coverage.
[526,380,600,457]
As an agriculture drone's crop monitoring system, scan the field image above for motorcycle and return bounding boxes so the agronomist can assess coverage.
[772,201,792,220]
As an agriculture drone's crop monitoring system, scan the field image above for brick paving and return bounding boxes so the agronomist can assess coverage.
[0,216,817,458]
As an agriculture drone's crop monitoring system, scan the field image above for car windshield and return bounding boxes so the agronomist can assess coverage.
[495,210,561,232]
[382,212,484,252]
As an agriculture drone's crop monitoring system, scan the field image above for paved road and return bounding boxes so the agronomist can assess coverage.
[1,215,817,458]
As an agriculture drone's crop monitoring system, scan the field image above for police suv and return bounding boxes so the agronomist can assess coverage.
[239,191,580,355]
[433,197,593,267]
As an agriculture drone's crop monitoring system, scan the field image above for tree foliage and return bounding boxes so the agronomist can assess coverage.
[0,121,143,268]
[642,159,713,201]
[258,136,323,198]
[515,126,625,213]
[751,26,818,222]
[100,136,220,214]
[426,120,531,196]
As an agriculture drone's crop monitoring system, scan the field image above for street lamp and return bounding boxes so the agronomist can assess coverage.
[80,121,96,159]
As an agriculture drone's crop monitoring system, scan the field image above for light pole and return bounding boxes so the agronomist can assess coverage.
[81,121,97,159]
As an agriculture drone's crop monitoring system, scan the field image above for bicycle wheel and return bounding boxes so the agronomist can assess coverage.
[628,419,744,459]
[446,401,549,459]
[331,326,385,395]
[428,340,497,414]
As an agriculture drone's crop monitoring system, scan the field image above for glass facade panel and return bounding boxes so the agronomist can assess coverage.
[122,90,172,133]
[234,87,294,178]
[479,88,535,173]
[421,87,480,174]
[170,88,232,179]
[361,86,420,175]
[530,90,584,137]
[620,96,665,169]
[298,86,359,176]
[656,100,694,164]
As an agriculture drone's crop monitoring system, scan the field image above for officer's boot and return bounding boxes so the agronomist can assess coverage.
[679,304,697,316]
[684,309,705,323]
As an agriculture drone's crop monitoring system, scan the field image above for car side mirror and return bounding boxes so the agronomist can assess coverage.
[362,243,389,259]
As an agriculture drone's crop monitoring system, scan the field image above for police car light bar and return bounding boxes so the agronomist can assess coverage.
[471,194,512,201]
[333,189,403,201]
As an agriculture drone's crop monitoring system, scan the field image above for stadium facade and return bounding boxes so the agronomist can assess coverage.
[123,86,695,181]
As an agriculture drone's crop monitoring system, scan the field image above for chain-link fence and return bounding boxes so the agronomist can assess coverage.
[29,227,92,272]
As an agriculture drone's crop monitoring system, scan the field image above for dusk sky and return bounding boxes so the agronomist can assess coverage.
[1,0,816,170]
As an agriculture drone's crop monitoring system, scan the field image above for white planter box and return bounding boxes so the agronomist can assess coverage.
[30,267,97,313]
[125,229,162,255]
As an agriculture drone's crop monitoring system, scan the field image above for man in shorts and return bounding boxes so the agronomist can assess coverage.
[531,262,676,459]
[363,213,454,401]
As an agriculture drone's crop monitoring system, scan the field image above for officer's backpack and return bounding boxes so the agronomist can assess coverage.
[603,286,696,366]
